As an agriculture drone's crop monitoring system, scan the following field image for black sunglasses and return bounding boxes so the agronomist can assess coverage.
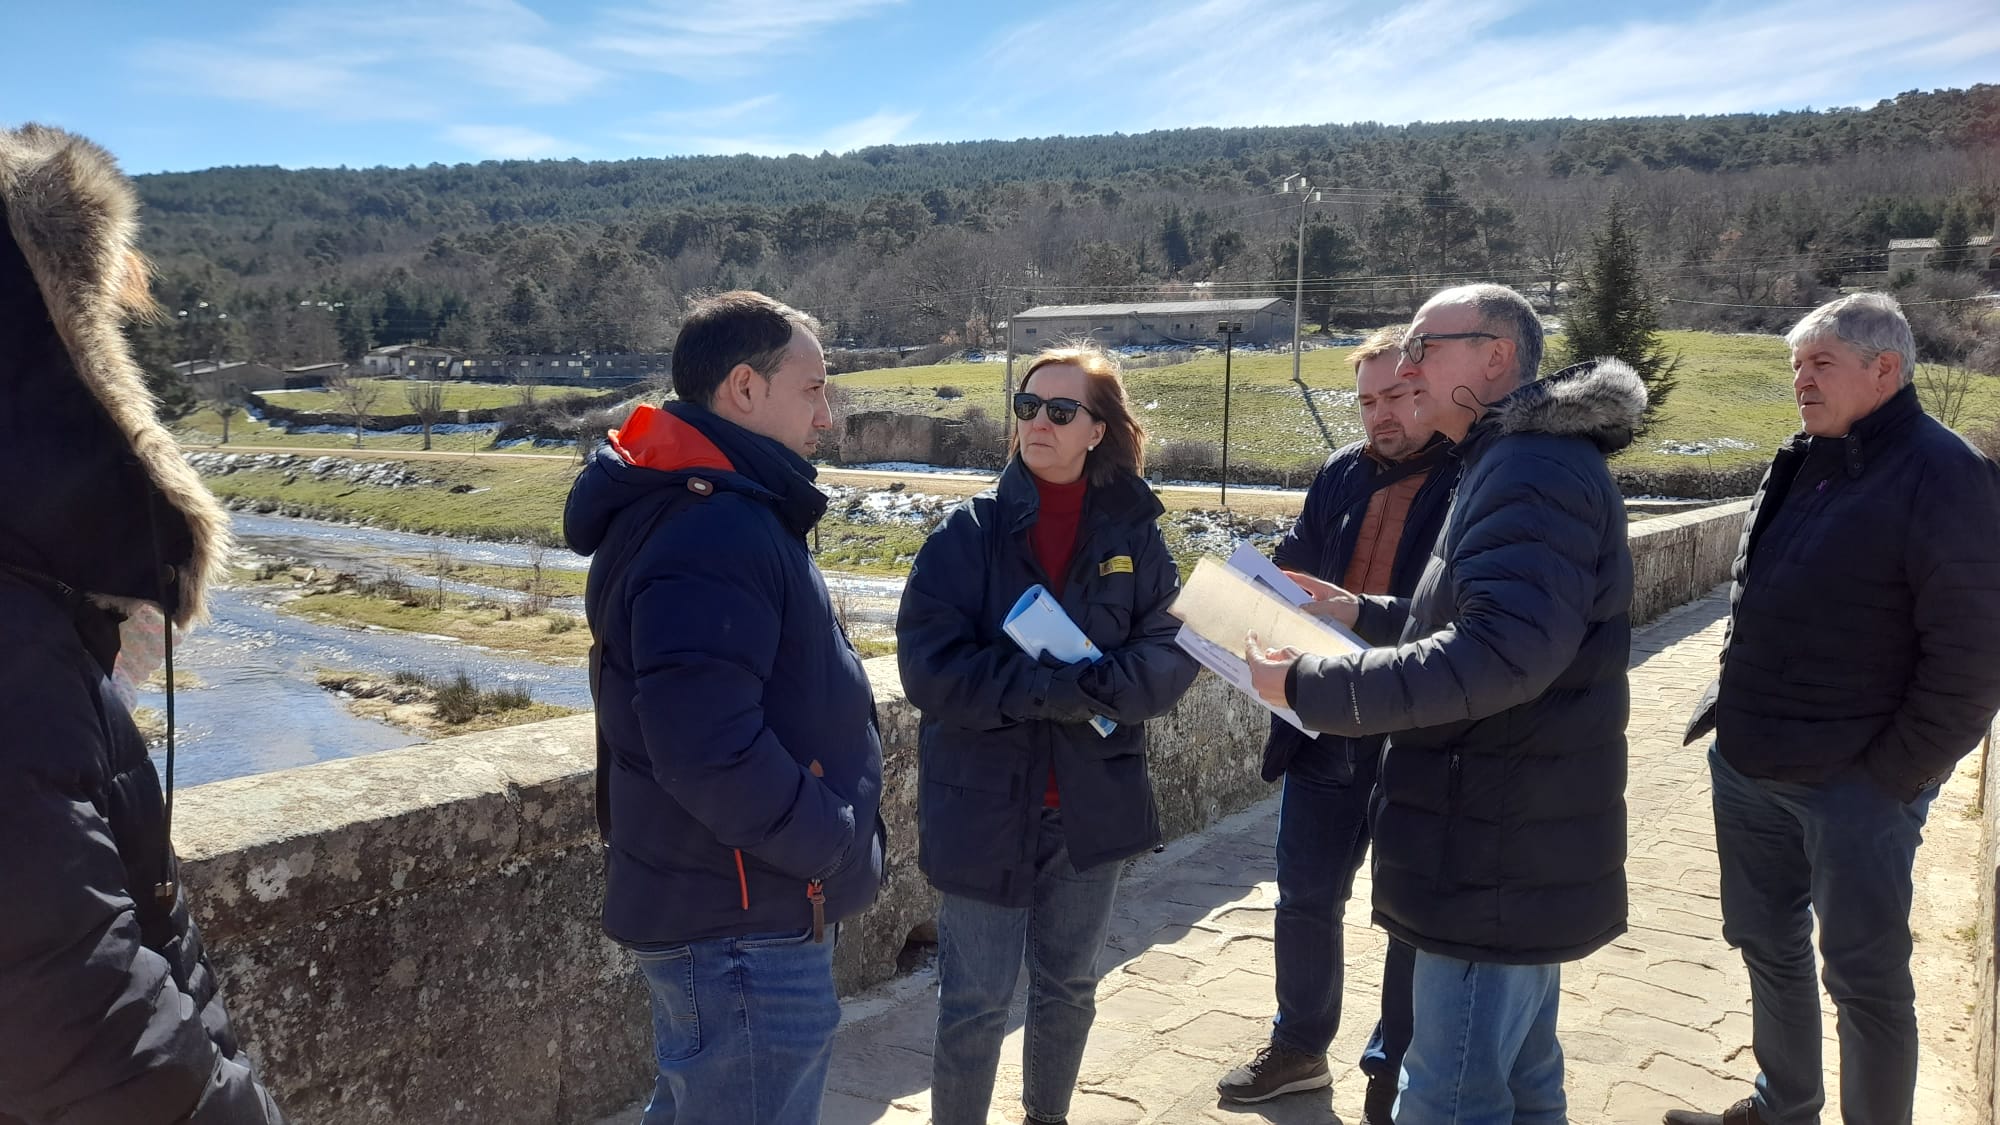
[1402,331,1500,366]
[1013,392,1094,426]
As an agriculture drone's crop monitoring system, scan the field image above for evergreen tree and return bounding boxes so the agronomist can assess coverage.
[1563,195,1678,431]
[1273,221,1362,329]
[1159,208,1194,275]
[1936,203,1973,271]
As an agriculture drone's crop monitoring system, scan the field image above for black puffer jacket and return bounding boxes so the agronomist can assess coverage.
[0,126,285,1123]
[1686,384,2000,801]
[896,460,1199,907]
[1287,361,1643,965]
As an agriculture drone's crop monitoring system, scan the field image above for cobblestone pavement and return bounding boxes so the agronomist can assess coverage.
[602,589,1987,1124]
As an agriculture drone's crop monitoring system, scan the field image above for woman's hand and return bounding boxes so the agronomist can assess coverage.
[1282,569,1361,628]
[1245,632,1304,709]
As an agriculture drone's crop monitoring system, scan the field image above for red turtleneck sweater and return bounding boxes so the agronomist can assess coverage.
[1030,472,1088,808]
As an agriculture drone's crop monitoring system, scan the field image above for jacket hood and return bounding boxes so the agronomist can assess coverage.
[1487,357,1647,455]
[564,401,827,556]
[0,125,228,627]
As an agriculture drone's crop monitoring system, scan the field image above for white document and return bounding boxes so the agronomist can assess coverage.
[1001,585,1116,738]
[1168,545,1372,736]
[1225,542,1312,607]
[1174,622,1318,736]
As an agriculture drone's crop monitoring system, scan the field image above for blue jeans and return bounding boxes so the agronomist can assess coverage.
[1709,746,1938,1125]
[633,928,840,1125]
[1272,742,1413,1080]
[932,808,1122,1125]
[1398,952,1565,1125]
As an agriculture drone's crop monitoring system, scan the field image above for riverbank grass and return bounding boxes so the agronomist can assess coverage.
[317,669,578,736]
[286,591,590,663]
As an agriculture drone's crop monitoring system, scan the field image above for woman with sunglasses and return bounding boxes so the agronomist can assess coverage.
[896,344,1198,1124]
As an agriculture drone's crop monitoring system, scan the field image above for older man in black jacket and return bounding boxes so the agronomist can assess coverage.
[1668,294,2000,1125]
[1248,283,1643,1121]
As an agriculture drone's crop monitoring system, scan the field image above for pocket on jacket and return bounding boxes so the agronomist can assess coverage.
[1072,722,1146,762]
[633,944,702,1062]
[1083,581,1135,645]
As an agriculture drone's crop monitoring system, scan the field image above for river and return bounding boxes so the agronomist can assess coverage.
[141,513,904,786]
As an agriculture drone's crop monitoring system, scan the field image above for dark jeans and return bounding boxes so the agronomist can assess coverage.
[931,808,1123,1125]
[1272,741,1413,1081]
[633,928,840,1125]
[1709,746,1939,1125]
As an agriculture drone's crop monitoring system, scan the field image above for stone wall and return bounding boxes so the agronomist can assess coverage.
[1626,499,1750,627]
[177,501,1755,1123]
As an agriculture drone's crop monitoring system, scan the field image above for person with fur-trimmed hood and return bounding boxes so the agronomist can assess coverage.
[0,125,287,1123]
[1247,284,1642,1121]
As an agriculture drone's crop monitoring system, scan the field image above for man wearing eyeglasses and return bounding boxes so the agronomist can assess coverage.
[1247,284,1643,1121]
[1216,326,1456,1123]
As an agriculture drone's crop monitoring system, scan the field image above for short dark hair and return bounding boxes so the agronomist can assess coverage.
[671,291,822,407]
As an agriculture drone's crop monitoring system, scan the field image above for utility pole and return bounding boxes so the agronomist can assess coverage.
[1281,174,1322,385]
[1218,320,1242,507]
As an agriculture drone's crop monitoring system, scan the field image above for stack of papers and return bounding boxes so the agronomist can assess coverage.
[1169,544,1368,734]
[1001,585,1117,738]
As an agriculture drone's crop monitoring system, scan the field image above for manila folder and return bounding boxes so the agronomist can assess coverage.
[1169,555,1367,660]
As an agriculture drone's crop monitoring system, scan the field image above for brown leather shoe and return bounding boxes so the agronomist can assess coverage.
[1664,1097,1762,1125]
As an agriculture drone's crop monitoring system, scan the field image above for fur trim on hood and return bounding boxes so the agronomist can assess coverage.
[0,124,228,626]
[1489,357,1648,455]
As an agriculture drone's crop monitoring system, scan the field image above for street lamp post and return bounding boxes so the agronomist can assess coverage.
[1280,174,1322,385]
[1218,320,1243,507]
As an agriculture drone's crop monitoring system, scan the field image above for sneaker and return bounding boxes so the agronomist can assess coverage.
[1664,1098,1763,1125]
[1216,1043,1332,1104]
[1360,1077,1398,1125]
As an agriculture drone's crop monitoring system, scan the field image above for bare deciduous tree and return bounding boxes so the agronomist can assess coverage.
[405,380,447,450]
[193,366,245,445]
[327,370,384,448]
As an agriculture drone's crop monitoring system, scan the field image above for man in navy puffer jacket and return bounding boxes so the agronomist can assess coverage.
[566,291,884,1125]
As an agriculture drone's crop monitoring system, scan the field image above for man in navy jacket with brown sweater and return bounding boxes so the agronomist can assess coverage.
[1216,327,1457,1124]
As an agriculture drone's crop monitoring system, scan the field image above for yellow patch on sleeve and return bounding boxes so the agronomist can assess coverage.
[1099,555,1134,576]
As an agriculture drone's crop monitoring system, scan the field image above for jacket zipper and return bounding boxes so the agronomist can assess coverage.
[733,849,749,911]
[1435,751,1463,889]
[807,881,826,943]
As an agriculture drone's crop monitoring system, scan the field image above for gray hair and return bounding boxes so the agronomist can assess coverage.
[1786,293,1915,387]
[1427,283,1544,384]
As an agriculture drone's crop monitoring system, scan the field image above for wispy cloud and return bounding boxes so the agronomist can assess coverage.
[133,0,604,120]
[444,124,569,159]
[591,0,905,77]
[636,94,785,130]
[976,0,1995,132]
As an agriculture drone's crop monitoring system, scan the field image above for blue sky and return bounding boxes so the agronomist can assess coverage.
[8,0,1996,174]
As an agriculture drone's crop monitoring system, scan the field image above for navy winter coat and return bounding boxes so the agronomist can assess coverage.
[566,403,884,946]
[1263,436,1458,781]
[896,460,1199,907]
[1288,361,1644,965]
[1687,384,2000,801]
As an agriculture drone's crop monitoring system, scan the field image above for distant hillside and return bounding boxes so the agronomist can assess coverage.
[126,86,2000,410]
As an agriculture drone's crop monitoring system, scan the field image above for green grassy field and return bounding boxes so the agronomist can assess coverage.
[835,334,2000,475]
[264,380,580,413]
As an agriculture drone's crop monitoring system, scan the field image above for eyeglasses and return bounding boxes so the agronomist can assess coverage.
[1013,392,1094,426]
[1401,331,1501,366]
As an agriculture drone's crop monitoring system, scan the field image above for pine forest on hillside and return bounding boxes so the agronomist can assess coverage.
[132,86,2000,408]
